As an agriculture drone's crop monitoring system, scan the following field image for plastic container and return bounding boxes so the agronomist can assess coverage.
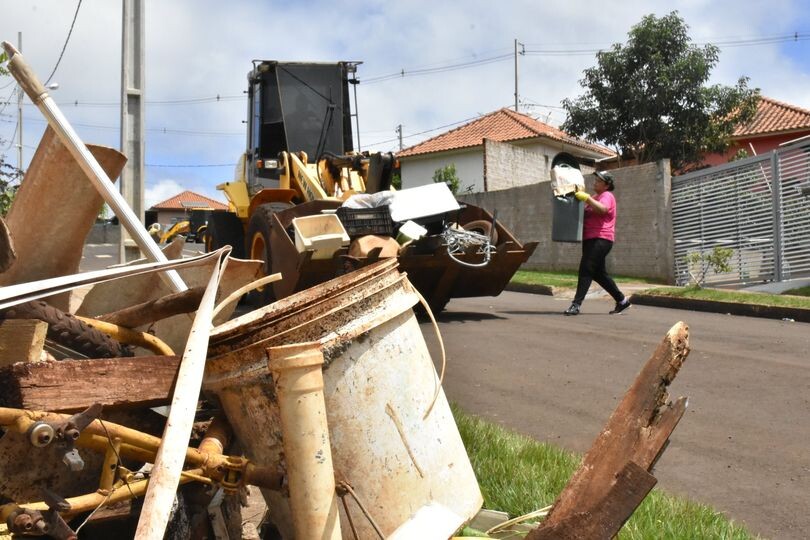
[336,205,394,237]
[552,195,584,243]
[396,220,428,245]
[292,214,350,259]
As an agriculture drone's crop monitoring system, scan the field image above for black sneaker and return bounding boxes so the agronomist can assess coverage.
[564,303,580,316]
[610,300,631,314]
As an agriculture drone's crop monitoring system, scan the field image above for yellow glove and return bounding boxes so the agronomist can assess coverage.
[574,191,590,202]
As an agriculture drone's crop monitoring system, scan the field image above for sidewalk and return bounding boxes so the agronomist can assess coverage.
[505,282,810,323]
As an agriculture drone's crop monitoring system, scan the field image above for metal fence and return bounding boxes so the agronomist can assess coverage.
[672,139,810,286]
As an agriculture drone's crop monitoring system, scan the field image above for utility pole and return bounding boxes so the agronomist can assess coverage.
[514,39,524,112]
[16,32,22,177]
[396,124,403,150]
[120,0,145,263]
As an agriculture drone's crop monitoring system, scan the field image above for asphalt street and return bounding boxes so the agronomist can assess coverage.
[421,291,810,540]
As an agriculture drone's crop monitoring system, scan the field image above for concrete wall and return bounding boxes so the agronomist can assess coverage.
[459,159,674,282]
[87,223,122,244]
[484,139,547,190]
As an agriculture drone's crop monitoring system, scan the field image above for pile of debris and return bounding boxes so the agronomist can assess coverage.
[0,42,695,540]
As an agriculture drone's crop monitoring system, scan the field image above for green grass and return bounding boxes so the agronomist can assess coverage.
[782,285,810,297]
[645,285,810,309]
[511,270,661,289]
[453,405,755,539]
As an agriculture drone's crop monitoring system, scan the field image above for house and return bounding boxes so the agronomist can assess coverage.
[396,108,615,193]
[147,190,228,229]
[702,96,810,167]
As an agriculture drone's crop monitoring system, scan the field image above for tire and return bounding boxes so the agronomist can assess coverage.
[0,300,133,358]
[246,202,293,305]
[463,219,499,245]
[206,211,246,258]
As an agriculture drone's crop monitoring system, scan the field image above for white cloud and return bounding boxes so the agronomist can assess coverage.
[3,0,810,198]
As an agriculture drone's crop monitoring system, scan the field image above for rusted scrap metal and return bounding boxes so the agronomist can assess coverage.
[0,355,180,412]
[0,127,126,311]
[0,216,15,274]
[527,321,691,540]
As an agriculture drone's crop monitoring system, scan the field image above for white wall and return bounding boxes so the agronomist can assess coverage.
[401,150,484,192]
[400,139,599,194]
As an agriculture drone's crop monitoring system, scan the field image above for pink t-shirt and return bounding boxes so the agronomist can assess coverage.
[583,191,616,241]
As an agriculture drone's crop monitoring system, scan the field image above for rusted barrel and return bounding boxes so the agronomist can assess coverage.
[204,259,482,539]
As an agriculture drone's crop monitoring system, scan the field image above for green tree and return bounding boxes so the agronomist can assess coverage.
[432,163,460,194]
[0,51,19,217]
[562,11,759,171]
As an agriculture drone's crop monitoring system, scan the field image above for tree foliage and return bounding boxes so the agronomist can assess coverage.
[0,52,18,217]
[562,11,760,171]
[432,163,460,194]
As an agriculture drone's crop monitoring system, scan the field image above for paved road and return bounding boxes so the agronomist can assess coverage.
[420,291,810,540]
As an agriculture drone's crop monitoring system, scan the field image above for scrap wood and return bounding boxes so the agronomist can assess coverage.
[134,248,230,540]
[0,355,180,412]
[0,319,47,367]
[77,256,262,354]
[0,127,127,313]
[0,217,14,274]
[98,286,206,328]
[528,321,690,540]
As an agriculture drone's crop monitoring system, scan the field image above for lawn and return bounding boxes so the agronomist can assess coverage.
[646,285,810,309]
[511,269,661,290]
[453,406,755,539]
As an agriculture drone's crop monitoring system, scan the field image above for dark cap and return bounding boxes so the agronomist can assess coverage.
[594,170,615,191]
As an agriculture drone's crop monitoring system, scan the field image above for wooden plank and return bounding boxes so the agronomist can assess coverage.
[98,287,205,328]
[529,461,657,540]
[0,319,47,366]
[529,322,691,537]
[0,355,180,412]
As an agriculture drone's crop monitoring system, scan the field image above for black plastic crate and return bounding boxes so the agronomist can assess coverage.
[336,205,395,237]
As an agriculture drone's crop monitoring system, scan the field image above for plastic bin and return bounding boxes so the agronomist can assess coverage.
[551,195,584,242]
[292,214,350,259]
[336,205,394,237]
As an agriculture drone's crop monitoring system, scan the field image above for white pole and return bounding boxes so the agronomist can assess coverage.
[1,41,187,293]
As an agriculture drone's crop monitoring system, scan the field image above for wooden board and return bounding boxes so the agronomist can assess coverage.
[0,319,47,366]
[0,355,180,412]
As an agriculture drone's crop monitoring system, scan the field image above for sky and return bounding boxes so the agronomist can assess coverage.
[2,0,810,208]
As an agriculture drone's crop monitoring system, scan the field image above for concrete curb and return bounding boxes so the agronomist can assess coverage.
[629,293,810,323]
[505,283,554,296]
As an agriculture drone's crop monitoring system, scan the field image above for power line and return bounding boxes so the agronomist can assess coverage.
[44,0,83,85]
[146,162,237,168]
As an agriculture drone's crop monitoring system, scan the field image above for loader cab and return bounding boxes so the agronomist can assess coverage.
[245,61,357,194]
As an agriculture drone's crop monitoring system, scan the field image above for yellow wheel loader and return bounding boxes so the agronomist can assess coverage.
[207,61,536,311]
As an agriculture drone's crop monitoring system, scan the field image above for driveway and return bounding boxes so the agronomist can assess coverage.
[421,291,810,540]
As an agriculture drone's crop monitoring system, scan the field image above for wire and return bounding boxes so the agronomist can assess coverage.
[44,0,83,85]
[146,162,237,168]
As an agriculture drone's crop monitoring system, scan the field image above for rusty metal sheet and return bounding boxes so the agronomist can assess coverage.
[0,127,126,311]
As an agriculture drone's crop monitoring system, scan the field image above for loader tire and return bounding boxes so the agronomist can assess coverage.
[0,300,134,358]
[246,202,293,306]
[206,211,246,258]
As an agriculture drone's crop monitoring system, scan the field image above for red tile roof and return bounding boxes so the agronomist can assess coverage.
[734,96,810,138]
[150,190,228,211]
[397,108,615,158]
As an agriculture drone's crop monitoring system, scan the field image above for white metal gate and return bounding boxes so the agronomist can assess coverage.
[672,139,810,286]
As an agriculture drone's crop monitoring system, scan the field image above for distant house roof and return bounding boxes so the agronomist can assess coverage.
[397,108,615,159]
[149,190,228,211]
[733,96,810,138]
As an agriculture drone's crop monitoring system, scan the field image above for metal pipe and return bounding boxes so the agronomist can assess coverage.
[268,342,342,540]
[0,41,187,293]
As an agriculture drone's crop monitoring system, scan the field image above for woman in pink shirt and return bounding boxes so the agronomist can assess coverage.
[564,171,631,316]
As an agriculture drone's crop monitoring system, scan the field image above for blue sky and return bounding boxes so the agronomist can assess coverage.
[2,0,810,207]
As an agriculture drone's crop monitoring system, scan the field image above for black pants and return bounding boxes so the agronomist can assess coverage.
[573,238,625,305]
